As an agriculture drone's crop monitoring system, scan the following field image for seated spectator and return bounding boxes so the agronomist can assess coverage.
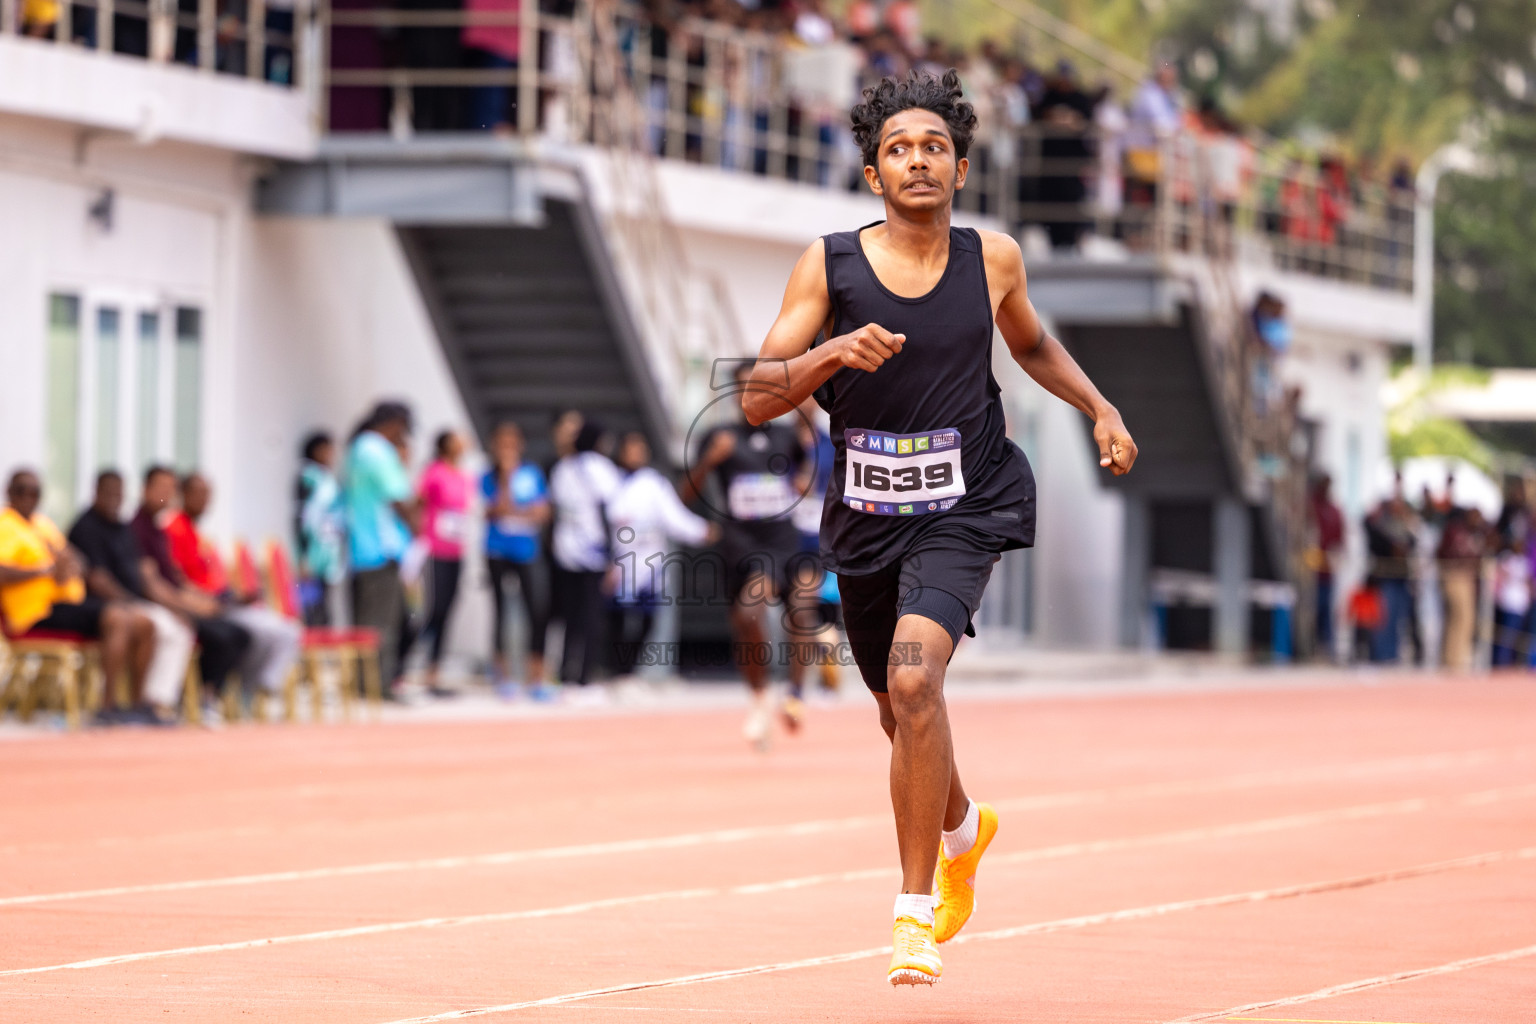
[165,472,303,701]
[124,466,253,706]
[67,470,196,719]
[295,431,345,626]
[0,470,165,723]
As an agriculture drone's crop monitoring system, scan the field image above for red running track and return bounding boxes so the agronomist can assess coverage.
[3,675,1536,1023]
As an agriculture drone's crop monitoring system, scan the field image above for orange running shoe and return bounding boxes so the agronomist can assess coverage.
[932,802,998,943]
[888,916,942,986]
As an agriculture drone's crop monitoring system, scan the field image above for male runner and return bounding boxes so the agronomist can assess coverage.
[742,69,1137,985]
[682,362,820,749]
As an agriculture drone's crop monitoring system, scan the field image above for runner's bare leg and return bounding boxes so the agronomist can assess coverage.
[730,573,771,693]
[878,614,970,893]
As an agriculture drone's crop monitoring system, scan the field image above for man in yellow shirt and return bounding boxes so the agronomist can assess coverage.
[0,470,160,723]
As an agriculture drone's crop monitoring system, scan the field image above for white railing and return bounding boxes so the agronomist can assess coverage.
[1,0,310,85]
[578,0,742,447]
[309,2,1414,296]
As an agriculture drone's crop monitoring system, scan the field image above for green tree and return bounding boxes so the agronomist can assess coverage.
[1436,125,1536,368]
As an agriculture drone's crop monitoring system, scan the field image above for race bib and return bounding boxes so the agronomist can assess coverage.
[496,516,539,537]
[792,491,825,535]
[843,427,965,516]
[728,472,795,520]
[435,511,468,541]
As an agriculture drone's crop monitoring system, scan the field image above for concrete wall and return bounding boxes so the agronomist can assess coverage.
[0,111,246,531]
[0,36,315,159]
[232,217,489,664]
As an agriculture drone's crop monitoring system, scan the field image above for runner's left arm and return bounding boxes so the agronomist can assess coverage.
[985,232,1138,476]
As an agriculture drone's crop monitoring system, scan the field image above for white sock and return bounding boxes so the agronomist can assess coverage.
[893,892,935,926]
[942,801,980,859]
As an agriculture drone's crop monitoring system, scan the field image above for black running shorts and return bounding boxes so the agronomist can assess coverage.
[835,522,1001,693]
[720,523,820,605]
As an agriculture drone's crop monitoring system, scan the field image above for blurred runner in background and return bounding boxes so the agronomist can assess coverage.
[683,362,819,750]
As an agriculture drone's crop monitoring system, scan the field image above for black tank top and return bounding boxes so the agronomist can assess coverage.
[816,223,1036,575]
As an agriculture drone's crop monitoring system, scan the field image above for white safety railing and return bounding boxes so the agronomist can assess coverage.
[1,0,309,85]
[307,2,1414,296]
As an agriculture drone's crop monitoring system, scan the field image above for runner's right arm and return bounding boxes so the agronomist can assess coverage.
[742,239,906,425]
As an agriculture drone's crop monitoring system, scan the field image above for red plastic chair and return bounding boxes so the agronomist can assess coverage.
[232,540,263,603]
[266,542,382,721]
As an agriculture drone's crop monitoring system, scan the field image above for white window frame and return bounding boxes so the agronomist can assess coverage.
[50,287,206,513]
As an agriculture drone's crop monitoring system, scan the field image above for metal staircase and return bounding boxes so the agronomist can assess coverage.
[395,203,672,465]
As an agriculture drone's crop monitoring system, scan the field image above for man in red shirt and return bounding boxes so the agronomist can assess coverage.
[165,472,301,699]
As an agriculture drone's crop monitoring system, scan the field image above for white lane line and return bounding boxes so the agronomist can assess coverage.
[990,781,1536,869]
[1165,943,1536,1023]
[370,848,1536,1023]
[8,785,1533,980]
[0,890,716,978]
[735,782,1536,893]
[3,748,1523,909]
[0,817,884,910]
[987,747,1532,816]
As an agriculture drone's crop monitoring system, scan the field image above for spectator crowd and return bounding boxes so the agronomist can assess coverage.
[1310,471,1536,671]
[333,0,1415,272]
[1,395,842,727]
[11,0,1419,277]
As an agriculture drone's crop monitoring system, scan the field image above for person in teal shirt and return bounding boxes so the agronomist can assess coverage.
[344,401,418,690]
[295,431,346,626]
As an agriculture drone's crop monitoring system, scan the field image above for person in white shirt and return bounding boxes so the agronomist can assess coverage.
[1492,538,1532,667]
[606,432,716,678]
[549,421,623,686]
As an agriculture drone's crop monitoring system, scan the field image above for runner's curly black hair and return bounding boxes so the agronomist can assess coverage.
[850,68,977,170]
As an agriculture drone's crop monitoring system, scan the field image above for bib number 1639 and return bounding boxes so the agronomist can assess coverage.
[842,427,965,515]
[850,461,953,492]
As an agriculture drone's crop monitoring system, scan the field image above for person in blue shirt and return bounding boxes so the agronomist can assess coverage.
[344,401,419,692]
[483,421,552,695]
